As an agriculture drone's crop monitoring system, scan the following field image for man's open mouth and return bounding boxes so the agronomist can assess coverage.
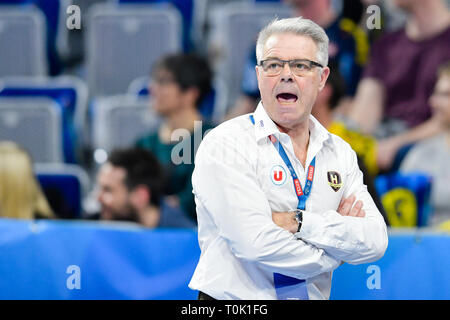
[276,93,298,104]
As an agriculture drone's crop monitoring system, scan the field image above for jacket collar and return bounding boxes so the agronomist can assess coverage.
[251,101,330,148]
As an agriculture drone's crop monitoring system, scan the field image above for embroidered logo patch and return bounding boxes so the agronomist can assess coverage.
[327,171,342,192]
[271,165,287,186]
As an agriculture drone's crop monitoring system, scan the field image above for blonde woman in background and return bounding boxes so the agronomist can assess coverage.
[0,141,54,219]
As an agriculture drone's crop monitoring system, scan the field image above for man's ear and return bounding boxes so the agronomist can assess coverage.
[255,64,263,79]
[183,87,200,106]
[318,66,330,91]
[130,185,151,209]
[255,65,263,92]
[320,83,333,102]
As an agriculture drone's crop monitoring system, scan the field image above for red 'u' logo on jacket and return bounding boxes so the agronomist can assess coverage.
[274,171,283,181]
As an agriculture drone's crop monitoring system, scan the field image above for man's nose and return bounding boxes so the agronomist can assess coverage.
[280,62,294,82]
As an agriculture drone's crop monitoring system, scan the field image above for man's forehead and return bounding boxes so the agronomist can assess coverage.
[263,33,317,58]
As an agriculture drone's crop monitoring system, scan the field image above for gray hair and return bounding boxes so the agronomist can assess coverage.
[255,17,329,67]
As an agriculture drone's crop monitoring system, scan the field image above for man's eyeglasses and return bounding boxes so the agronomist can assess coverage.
[259,58,323,77]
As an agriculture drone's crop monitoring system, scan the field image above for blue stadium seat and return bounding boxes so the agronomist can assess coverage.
[375,172,433,227]
[117,0,195,51]
[87,3,182,96]
[0,5,47,76]
[0,0,68,75]
[0,97,63,162]
[0,76,88,163]
[91,94,161,153]
[35,163,90,219]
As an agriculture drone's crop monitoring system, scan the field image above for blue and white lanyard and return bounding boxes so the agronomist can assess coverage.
[249,114,316,210]
[250,114,314,300]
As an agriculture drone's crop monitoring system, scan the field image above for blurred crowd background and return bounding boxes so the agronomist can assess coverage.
[0,0,450,232]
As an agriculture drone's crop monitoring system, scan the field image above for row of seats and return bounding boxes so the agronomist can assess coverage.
[0,1,292,103]
[0,2,182,94]
[0,0,196,75]
[0,1,290,164]
[0,75,227,163]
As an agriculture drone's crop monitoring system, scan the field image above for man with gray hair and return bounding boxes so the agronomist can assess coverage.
[189,17,388,300]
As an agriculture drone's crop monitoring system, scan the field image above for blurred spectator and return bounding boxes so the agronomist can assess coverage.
[313,63,378,174]
[348,0,450,171]
[359,0,408,44]
[311,65,388,225]
[0,141,54,219]
[341,0,365,25]
[400,61,450,227]
[136,53,215,223]
[226,0,369,119]
[92,147,195,229]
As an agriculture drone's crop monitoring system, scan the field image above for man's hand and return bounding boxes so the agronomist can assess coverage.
[272,211,298,234]
[273,195,366,233]
[337,194,366,217]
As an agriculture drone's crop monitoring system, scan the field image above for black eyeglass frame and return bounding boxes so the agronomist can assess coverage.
[258,58,324,75]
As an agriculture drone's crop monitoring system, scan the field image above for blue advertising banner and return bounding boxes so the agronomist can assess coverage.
[330,231,450,300]
[0,218,200,300]
[0,218,448,300]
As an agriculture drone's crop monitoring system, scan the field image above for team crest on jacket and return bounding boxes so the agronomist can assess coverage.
[327,171,342,192]
[270,165,287,186]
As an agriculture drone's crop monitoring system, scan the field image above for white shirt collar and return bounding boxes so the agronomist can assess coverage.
[252,101,330,147]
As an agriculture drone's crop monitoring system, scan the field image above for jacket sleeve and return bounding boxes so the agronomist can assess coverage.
[295,146,388,265]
